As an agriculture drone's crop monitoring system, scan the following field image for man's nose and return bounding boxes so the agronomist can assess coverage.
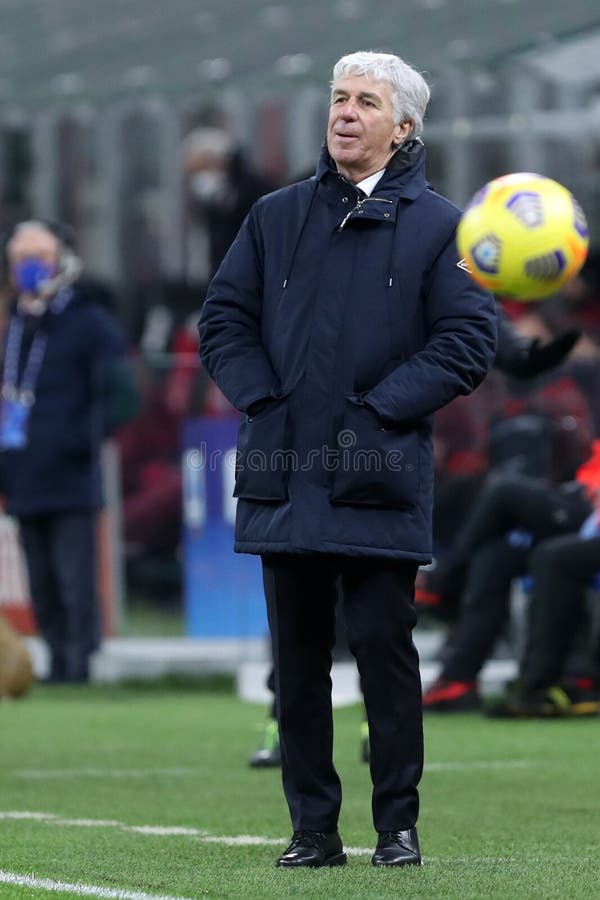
[338,100,358,120]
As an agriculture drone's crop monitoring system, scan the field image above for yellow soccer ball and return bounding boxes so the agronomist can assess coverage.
[457,172,589,300]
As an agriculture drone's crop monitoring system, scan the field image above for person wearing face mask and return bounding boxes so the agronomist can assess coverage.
[0,220,138,682]
[182,127,276,285]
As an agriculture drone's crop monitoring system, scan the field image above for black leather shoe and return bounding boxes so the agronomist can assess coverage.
[276,831,347,868]
[371,827,422,867]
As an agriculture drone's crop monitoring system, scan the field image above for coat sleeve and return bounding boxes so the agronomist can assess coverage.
[364,233,497,423]
[198,206,280,412]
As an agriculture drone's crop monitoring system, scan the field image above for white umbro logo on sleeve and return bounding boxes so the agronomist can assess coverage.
[457,258,473,273]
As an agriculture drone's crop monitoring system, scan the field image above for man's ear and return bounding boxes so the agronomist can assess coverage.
[392,120,413,146]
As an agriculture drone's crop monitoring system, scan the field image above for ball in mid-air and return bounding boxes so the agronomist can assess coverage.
[457,172,589,300]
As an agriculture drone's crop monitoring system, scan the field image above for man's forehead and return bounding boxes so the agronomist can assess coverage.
[332,74,392,99]
[8,225,60,252]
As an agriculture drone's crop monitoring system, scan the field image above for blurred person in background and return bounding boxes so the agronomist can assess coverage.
[0,220,138,682]
[544,250,600,341]
[501,254,600,433]
[487,441,600,718]
[183,126,276,286]
[421,464,594,712]
[420,311,595,710]
[542,257,600,434]
[200,50,497,868]
[487,310,591,485]
[431,306,582,563]
[421,308,590,624]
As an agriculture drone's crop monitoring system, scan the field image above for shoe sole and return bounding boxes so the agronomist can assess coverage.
[371,856,423,867]
[277,852,347,868]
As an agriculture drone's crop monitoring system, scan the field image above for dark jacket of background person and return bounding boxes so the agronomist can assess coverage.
[199,141,497,561]
[190,148,276,281]
[0,283,137,516]
[186,142,276,285]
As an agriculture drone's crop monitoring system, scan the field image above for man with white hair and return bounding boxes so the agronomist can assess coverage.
[200,52,496,868]
[0,220,137,682]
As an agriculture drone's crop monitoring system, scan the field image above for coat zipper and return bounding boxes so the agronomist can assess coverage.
[338,196,394,231]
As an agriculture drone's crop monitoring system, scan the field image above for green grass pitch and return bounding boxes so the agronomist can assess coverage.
[0,680,599,899]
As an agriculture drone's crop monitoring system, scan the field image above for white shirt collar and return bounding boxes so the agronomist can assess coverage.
[355,168,386,196]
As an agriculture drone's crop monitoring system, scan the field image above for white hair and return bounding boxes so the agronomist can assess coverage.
[332,51,431,139]
[11,220,60,241]
[181,127,234,161]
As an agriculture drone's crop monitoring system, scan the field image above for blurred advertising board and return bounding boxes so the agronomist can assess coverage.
[182,418,267,638]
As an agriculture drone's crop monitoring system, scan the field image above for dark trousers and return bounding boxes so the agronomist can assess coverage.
[19,511,100,682]
[262,553,421,834]
[440,476,590,683]
[442,540,528,682]
[522,534,600,690]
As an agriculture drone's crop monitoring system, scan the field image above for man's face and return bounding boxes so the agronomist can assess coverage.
[7,225,61,271]
[184,149,227,178]
[185,150,229,204]
[327,74,412,183]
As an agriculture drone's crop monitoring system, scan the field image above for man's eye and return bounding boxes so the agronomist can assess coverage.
[333,97,345,104]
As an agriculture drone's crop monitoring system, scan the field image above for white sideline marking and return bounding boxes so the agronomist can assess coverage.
[0,811,53,820]
[202,834,284,846]
[426,759,532,772]
[0,816,593,865]
[15,768,198,780]
[0,812,210,839]
[0,812,283,846]
[426,856,595,864]
[0,870,196,900]
[128,826,208,837]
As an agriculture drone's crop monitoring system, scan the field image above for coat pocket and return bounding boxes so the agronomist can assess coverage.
[330,399,420,509]
[233,398,290,502]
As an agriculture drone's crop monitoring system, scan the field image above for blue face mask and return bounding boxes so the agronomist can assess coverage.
[12,258,57,295]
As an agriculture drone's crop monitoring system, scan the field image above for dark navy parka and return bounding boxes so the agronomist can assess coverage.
[0,285,131,517]
[199,141,497,561]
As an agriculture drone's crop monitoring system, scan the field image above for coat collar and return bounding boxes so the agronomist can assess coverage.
[315,138,428,202]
